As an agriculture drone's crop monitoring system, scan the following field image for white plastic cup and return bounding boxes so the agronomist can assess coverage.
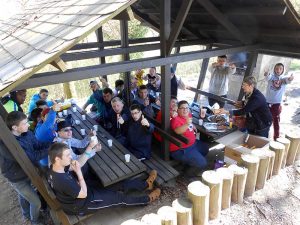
[63,110,68,116]
[58,112,63,117]
[93,125,98,131]
[198,119,203,126]
[80,129,86,135]
[82,115,86,120]
[91,136,98,144]
[75,120,80,125]
[200,108,207,118]
[107,139,113,147]
[72,107,77,112]
[125,154,130,162]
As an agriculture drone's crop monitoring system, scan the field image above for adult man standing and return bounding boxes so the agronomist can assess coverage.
[208,55,236,108]
[127,104,154,160]
[48,143,160,215]
[2,89,27,113]
[265,63,294,140]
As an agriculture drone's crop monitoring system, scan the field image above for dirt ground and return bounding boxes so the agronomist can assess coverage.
[0,72,299,225]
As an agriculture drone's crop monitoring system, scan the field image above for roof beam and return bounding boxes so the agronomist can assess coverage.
[196,0,251,44]
[17,44,260,90]
[140,6,287,16]
[50,57,67,72]
[166,0,193,55]
[112,6,135,21]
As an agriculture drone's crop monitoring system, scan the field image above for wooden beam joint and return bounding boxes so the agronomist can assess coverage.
[50,57,67,72]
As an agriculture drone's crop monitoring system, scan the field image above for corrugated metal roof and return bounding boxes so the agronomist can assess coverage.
[0,0,136,96]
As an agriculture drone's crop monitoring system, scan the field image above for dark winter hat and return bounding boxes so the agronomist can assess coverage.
[57,120,72,131]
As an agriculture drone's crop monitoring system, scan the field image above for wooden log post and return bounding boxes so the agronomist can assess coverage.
[187,181,210,225]
[269,141,285,175]
[141,213,161,225]
[216,167,234,209]
[251,149,270,190]
[228,164,248,204]
[172,198,193,225]
[285,132,300,166]
[202,170,222,220]
[240,154,260,197]
[276,137,291,168]
[263,149,275,180]
[121,219,146,225]
[157,206,177,225]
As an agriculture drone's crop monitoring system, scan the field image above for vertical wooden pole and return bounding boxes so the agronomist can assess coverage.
[216,167,234,209]
[95,27,107,81]
[172,198,193,225]
[285,132,300,166]
[228,164,248,204]
[157,206,177,225]
[141,213,161,225]
[276,137,291,168]
[160,0,171,160]
[269,141,285,175]
[241,154,259,196]
[251,149,270,190]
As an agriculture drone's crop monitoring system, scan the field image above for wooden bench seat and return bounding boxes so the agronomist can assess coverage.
[143,154,180,185]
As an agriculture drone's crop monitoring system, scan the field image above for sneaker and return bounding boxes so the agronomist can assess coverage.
[146,170,157,190]
[148,188,161,202]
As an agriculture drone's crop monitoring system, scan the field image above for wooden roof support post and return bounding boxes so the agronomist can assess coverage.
[113,7,135,21]
[96,27,107,81]
[166,0,193,55]
[0,104,71,225]
[50,57,67,72]
[196,0,251,44]
[194,44,212,102]
[120,19,131,106]
[160,0,171,160]
[237,52,258,100]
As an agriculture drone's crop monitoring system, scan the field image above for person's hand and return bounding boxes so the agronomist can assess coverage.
[93,143,102,152]
[52,102,60,112]
[117,114,124,124]
[144,98,150,106]
[155,99,161,106]
[234,101,243,109]
[229,63,236,69]
[88,139,98,149]
[141,115,150,127]
[288,73,294,81]
[264,69,269,77]
[219,108,229,115]
[70,160,81,174]
[171,110,178,118]
[99,77,107,83]
[186,117,192,125]
[88,129,96,137]
[212,62,218,67]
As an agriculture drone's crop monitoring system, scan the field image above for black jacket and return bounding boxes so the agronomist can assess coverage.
[233,88,272,131]
[0,141,28,183]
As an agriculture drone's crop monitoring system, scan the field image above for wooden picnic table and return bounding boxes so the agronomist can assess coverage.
[60,104,147,187]
[190,106,237,142]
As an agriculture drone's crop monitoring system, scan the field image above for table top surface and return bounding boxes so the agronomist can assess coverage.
[63,105,147,187]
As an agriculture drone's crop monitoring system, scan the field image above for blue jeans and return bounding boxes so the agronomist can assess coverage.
[170,140,209,169]
[11,179,41,223]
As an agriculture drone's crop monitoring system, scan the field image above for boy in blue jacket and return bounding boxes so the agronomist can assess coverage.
[6,111,50,224]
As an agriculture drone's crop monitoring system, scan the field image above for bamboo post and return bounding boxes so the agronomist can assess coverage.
[269,141,285,175]
[157,206,177,225]
[172,198,193,225]
[141,213,161,225]
[202,170,222,220]
[187,181,210,225]
[240,154,260,197]
[285,132,300,166]
[251,149,270,190]
[264,149,275,180]
[276,137,291,168]
[121,219,146,225]
[228,164,248,204]
[216,167,234,209]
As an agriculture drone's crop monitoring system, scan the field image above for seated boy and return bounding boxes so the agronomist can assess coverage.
[48,143,160,215]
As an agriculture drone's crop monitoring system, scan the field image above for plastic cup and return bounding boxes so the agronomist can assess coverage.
[107,139,113,147]
[75,120,80,125]
[63,110,68,116]
[82,115,86,120]
[72,107,77,112]
[198,119,203,126]
[91,136,98,144]
[58,112,63,117]
[125,154,130,162]
[93,125,98,131]
[80,129,86,135]
[200,108,207,118]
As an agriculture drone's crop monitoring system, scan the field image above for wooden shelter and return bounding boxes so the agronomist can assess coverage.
[0,0,300,224]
